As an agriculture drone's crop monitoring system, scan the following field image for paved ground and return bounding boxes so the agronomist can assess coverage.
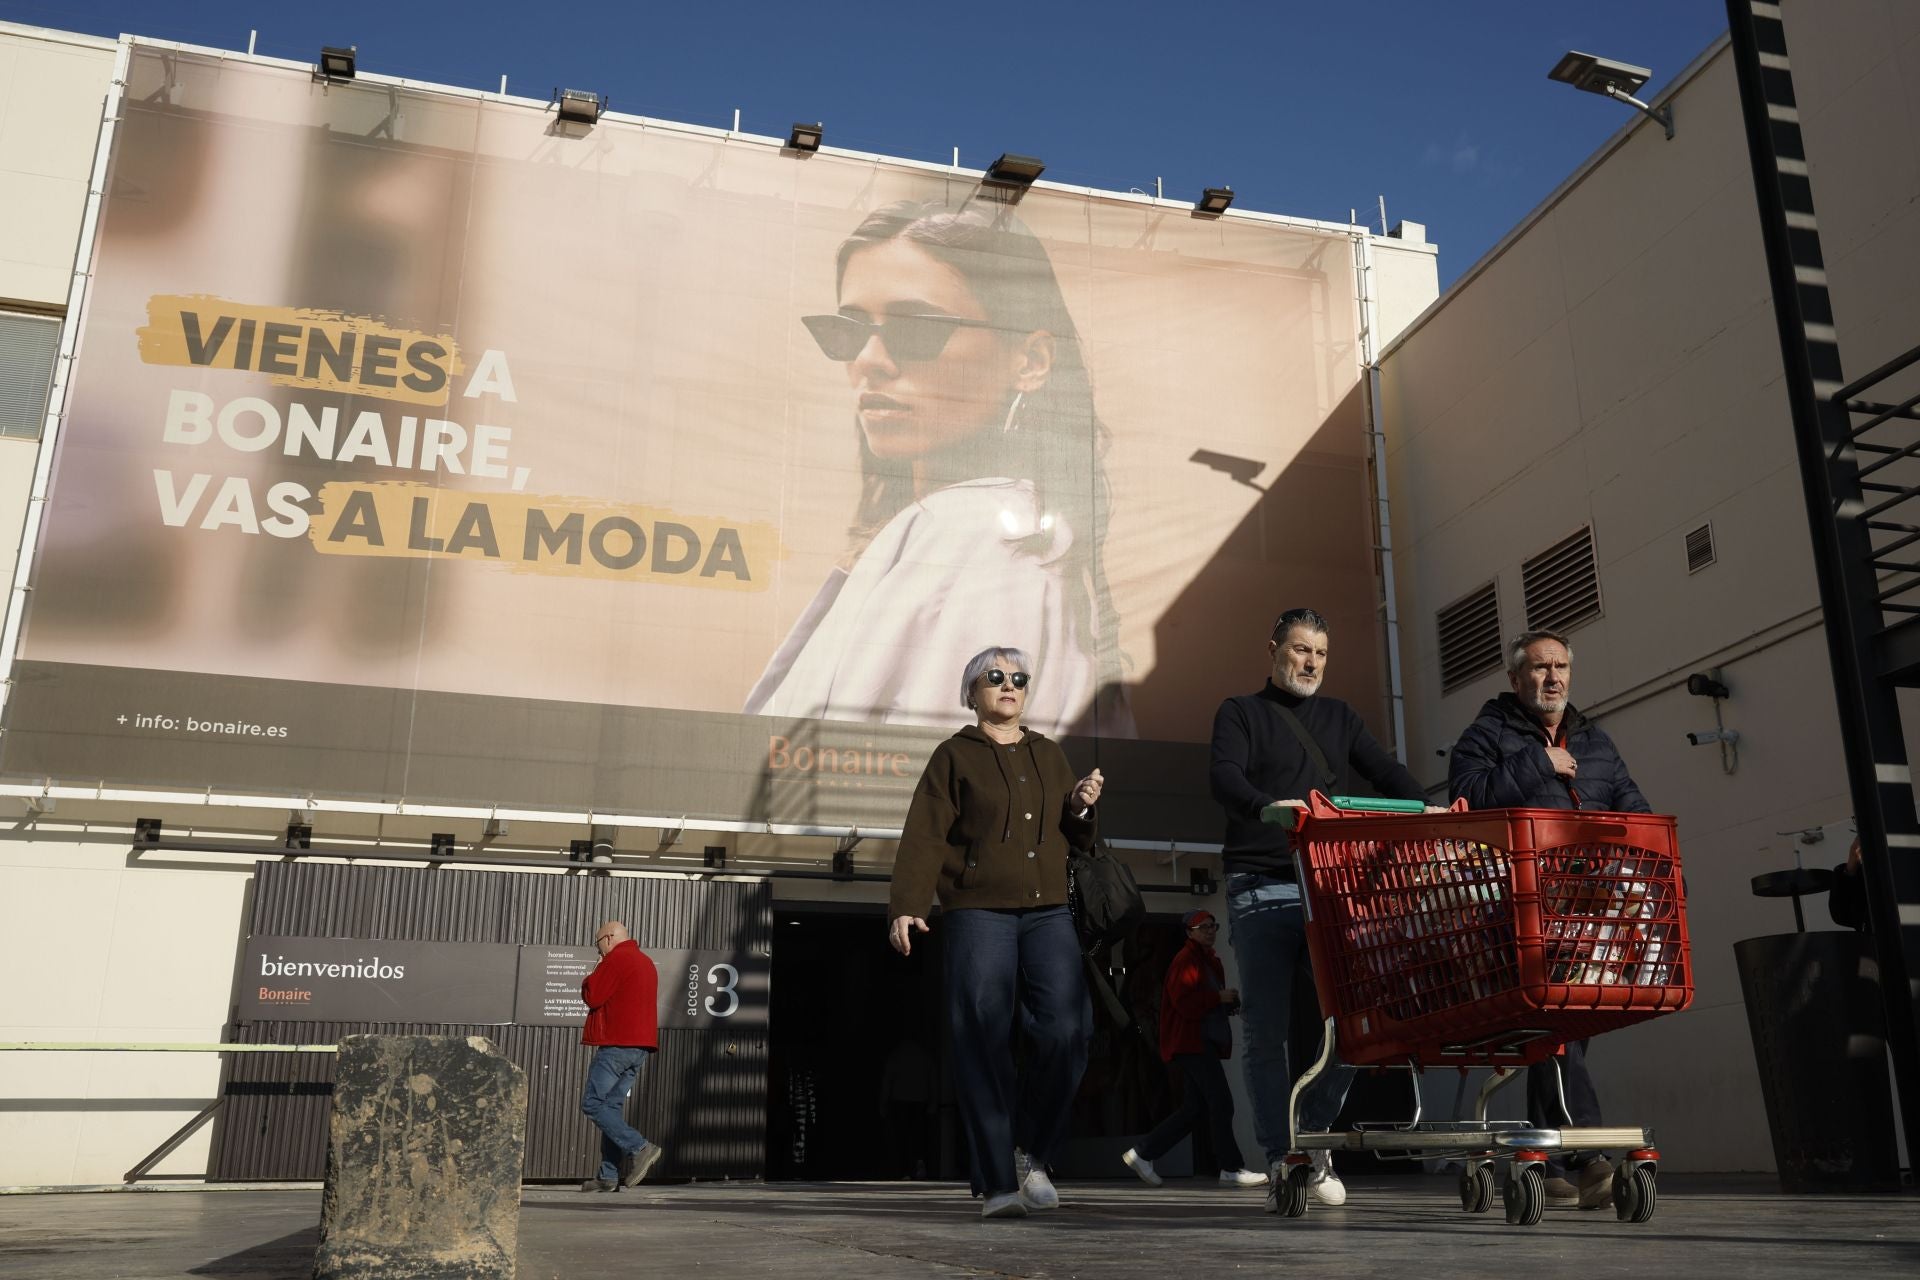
[1,1176,1916,1278]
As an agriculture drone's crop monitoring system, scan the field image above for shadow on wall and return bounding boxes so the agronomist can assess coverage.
[1073,379,1386,843]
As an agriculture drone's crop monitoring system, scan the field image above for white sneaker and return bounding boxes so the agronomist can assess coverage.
[1219,1167,1270,1188]
[981,1190,1028,1219]
[1021,1166,1060,1210]
[1121,1147,1163,1187]
[1307,1150,1347,1206]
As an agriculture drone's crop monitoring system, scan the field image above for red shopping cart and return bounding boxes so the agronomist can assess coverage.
[1267,792,1692,1226]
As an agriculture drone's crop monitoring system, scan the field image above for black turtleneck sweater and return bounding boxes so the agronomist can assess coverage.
[1209,681,1422,878]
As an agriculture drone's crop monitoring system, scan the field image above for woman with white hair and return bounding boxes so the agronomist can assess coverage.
[888,645,1105,1218]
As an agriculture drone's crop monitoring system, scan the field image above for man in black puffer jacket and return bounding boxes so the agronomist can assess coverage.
[1448,628,1651,1210]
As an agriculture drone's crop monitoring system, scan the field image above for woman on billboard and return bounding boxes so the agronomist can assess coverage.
[886,645,1104,1218]
[744,200,1130,736]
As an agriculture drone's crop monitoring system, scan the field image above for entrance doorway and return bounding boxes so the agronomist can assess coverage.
[764,906,1190,1181]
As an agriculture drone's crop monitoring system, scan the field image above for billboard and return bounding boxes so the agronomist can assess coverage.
[0,43,1380,838]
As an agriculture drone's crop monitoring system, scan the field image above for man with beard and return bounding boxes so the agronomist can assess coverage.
[1447,628,1650,1209]
[1209,607,1424,1210]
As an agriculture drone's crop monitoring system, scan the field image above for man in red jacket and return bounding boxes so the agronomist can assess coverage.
[1120,911,1267,1188]
[579,919,663,1192]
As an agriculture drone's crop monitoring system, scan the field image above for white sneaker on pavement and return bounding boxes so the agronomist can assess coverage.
[981,1191,1028,1219]
[1021,1166,1061,1210]
[1219,1168,1269,1188]
[1307,1150,1347,1206]
[1121,1147,1163,1187]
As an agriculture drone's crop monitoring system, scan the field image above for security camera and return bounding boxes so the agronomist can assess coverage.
[1686,672,1730,699]
[1686,728,1739,746]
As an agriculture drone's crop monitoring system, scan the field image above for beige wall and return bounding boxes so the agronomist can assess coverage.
[1,25,113,676]
[1369,232,1440,352]
[0,832,252,1185]
[0,24,114,309]
[1380,0,1920,1171]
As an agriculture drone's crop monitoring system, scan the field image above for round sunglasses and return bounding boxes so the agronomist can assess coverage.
[801,311,997,363]
[981,668,1030,690]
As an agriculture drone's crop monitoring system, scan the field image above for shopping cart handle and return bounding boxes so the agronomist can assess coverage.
[1263,792,1459,829]
[1325,795,1428,814]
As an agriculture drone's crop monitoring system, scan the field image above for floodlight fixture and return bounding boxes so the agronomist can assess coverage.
[134,817,163,844]
[1196,186,1235,216]
[983,153,1045,196]
[568,838,594,863]
[285,822,313,850]
[316,45,357,82]
[1548,50,1674,139]
[429,832,457,858]
[703,844,728,869]
[786,121,823,153]
[1189,867,1218,896]
[555,88,605,127]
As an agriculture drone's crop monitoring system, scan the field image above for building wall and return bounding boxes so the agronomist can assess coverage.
[1380,0,1920,1171]
[0,24,113,309]
[0,22,1434,1187]
[0,26,114,659]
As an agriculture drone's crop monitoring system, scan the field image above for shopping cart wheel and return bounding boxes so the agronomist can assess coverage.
[1274,1164,1310,1219]
[1458,1162,1495,1214]
[1613,1162,1657,1224]
[1503,1162,1545,1227]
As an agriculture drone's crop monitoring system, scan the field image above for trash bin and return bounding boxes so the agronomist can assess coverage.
[1734,927,1900,1191]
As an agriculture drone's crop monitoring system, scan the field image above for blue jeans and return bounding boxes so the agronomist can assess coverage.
[942,906,1091,1196]
[1226,873,1354,1164]
[581,1045,654,1183]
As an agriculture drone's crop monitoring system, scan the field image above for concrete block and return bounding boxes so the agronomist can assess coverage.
[313,1034,528,1280]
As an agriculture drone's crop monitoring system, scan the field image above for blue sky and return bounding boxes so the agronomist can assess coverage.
[2,1,1732,286]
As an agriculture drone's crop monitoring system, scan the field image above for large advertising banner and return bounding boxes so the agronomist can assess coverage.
[0,44,1378,838]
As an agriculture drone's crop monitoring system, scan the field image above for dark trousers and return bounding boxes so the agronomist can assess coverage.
[943,905,1091,1197]
[1527,1038,1602,1175]
[1138,1052,1246,1173]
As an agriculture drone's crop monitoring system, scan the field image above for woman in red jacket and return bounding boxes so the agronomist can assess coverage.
[1121,911,1267,1187]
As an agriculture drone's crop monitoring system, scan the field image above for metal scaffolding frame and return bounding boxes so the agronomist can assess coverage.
[1725,0,1920,1170]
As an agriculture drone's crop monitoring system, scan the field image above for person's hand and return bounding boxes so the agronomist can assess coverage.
[1424,803,1452,813]
[1260,799,1308,825]
[1220,987,1240,1005]
[1847,838,1863,873]
[1074,768,1104,808]
[1545,746,1578,780]
[889,914,930,956]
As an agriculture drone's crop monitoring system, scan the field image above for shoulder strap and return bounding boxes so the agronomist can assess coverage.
[1272,702,1337,791]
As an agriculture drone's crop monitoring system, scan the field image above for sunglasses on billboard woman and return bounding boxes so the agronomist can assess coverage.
[801,311,998,362]
[982,669,1030,690]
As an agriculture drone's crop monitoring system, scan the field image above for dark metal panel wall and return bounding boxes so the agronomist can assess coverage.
[211,862,771,1182]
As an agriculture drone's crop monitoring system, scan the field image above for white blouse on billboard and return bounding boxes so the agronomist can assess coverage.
[743,478,1107,736]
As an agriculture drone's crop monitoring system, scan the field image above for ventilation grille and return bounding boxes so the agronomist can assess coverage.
[1686,522,1715,574]
[1523,525,1602,633]
[0,311,61,441]
[1437,581,1503,692]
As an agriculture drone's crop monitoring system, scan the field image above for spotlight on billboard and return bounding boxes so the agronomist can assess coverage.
[1196,186,1235,217]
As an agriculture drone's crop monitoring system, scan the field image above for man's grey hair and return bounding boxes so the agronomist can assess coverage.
[1506,628,1574,675]
[960,645,1033,709]
[1271,607,1331,643]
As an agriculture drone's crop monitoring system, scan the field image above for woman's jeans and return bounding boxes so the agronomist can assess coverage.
[580,1045,654,1183]
[1226,872,1354,1165]
[1137,1051,1247,1172]
[942,905,1091,1196]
